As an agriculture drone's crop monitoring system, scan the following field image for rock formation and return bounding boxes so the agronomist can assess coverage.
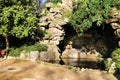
[39,0,73,61]
[38,1,119,61]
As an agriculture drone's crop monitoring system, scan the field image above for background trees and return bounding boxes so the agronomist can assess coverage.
[69,0,120,35]
[0,0,39,50]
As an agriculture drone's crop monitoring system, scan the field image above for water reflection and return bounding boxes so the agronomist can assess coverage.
[59,58,105,70]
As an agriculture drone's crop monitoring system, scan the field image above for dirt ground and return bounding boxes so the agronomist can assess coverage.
[0,59,118,80]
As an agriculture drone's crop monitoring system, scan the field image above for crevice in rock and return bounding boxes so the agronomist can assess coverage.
[58,24,76,53]
[102,24,117,57]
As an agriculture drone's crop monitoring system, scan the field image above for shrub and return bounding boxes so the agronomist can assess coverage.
[26,42,48,52]
[9,43,47,57]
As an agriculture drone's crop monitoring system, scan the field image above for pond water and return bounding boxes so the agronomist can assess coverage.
[50,58,105,70]
[62,58,104,70]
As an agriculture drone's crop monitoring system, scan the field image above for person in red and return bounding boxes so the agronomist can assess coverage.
[0,50,5,58]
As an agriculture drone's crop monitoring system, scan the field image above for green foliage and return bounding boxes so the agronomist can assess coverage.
[104,48,120,72]
[9,43,48,57]
[69,0,120,35]
[51,3,61,8]
[9,47,23,57]
[104,59,113,71]
[62,10,72,19]
[67,66,79,71]
[46,0,61,3]
[115,62,120,73]
[111,48,120,72]
[111,48,120,61]
[25,42,48,52]
[0,0,39,38]
[53,0,61,3]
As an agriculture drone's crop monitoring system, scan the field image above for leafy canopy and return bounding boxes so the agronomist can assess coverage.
[69,0,120,35]
[0,0,39,38]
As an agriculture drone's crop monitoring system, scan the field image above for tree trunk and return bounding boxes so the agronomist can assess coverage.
[5,36,9,50]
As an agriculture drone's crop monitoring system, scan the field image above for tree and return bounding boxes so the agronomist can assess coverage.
[69,0,120,35]
[0,0,39,50]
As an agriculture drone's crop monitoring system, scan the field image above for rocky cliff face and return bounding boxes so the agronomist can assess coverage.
[39,0,72,45]
[38,0,73,61]
[38,1,119,61]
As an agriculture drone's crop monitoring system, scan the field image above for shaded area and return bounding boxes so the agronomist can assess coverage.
[59,24,117,58]
[57,24,117,71]
[102,24,117,57]
[58,24,76,53]
[59,58,105,70]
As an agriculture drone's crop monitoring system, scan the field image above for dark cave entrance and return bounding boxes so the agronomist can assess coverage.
[58,23,117,58]
[57,23,118,70]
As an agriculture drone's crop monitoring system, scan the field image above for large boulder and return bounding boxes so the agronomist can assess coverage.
[68,48,79,58]
[30,51,39,62]
[47,45,60,61]
[39,51,48,61]
[20,50,30,60]
[62,49,70,58]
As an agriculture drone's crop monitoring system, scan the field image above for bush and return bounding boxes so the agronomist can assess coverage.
[9,43,47,57]
[9,48,22,57]
[26,42,48,52]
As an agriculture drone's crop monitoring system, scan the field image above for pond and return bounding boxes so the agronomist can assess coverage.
[49,58,105,70]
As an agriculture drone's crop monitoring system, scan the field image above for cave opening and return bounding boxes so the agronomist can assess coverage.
[57,23,118,69]
[58,23,117,58]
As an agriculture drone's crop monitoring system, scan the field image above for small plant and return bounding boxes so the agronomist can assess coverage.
[104,59,113,71]
[111,48,120,73]
[51,3,61,8]
[111,48,120,60]
[62,10,72,19]
[67,66,79,71]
